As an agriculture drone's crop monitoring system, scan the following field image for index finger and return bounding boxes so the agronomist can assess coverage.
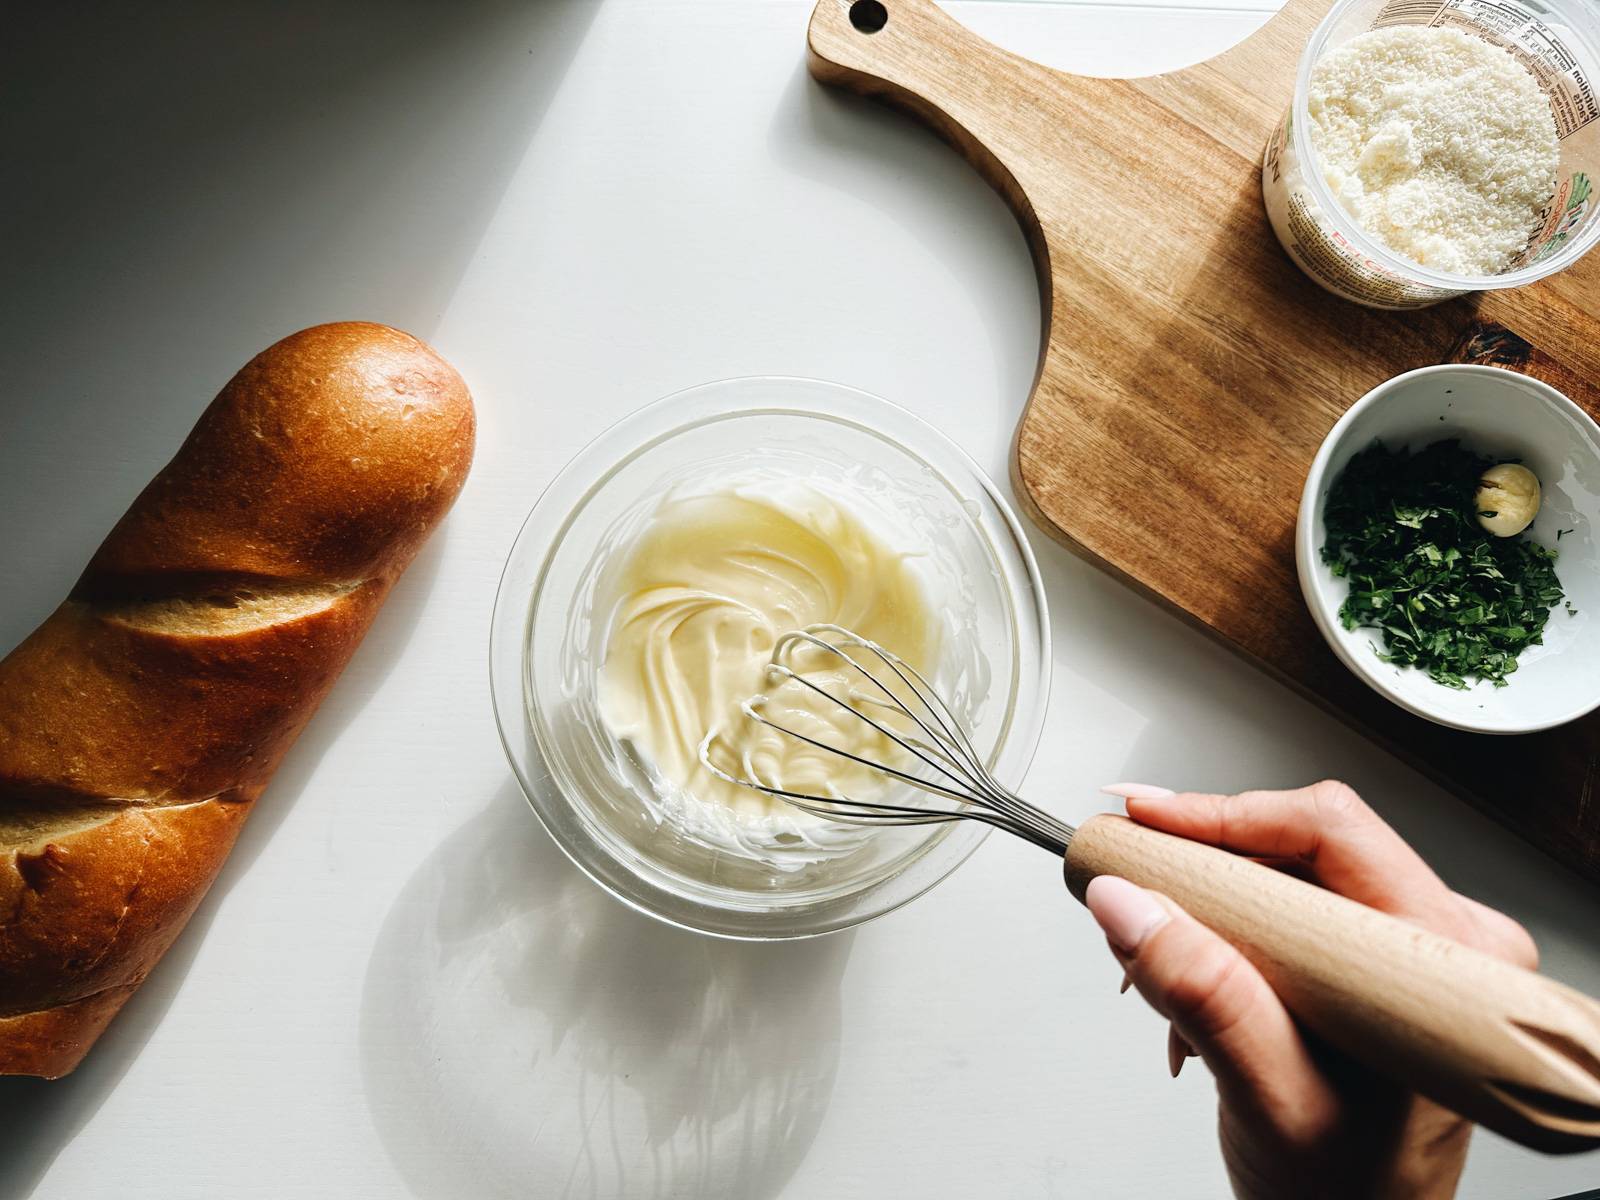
[1107,780,1470,937]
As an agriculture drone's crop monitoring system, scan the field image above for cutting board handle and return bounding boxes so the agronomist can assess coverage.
[808,0,1017,130]
[808,0,1052,256]
[1065,814,1600,1153]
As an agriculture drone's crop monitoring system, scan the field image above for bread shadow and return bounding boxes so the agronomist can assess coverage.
[0,522,453,1195]
[358,779,850,1200]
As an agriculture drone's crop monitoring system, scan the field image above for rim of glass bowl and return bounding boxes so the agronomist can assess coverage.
[489,376,1052,940]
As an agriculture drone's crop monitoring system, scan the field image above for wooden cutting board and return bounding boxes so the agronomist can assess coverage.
[808,0,1600,881]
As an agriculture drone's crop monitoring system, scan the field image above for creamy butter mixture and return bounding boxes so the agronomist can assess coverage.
[597,483,936,824]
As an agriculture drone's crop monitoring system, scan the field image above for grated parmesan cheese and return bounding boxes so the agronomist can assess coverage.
[1308,26,1559,277]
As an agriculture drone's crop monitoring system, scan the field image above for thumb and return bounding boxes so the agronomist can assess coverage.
[1085,875,1338,1125]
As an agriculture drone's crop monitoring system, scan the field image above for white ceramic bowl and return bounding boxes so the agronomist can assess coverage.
[1296,364,1600,734]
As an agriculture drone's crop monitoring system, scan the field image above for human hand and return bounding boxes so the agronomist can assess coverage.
[1087,781,1538,1200]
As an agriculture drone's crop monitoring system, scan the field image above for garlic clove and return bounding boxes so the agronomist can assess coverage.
[1475,463,1541,538]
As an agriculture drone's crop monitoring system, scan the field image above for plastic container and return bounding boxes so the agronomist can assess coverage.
[489,377,1051,940]
[1262,0,1600,309]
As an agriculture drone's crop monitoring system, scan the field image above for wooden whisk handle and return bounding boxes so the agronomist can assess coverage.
[1064,814,1600,1153]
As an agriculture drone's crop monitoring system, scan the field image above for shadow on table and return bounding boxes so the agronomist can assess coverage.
[765,56,1042,419]
[0,3,603,1190]
[0,0,601,643]
[360,780,850,1200]
[0,520,451,1197]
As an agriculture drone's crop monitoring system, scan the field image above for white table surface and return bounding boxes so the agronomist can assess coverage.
[5,2,1600,1197]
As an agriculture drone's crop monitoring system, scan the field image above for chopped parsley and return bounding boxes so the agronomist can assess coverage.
[1320,440,1567,689]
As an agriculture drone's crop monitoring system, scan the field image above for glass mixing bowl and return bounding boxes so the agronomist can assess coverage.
[490,377,1050,939]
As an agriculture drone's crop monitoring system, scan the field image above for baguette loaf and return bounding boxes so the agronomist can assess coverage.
[0,322,474,1077]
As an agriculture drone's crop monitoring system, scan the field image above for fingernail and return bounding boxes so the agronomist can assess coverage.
[1119,971,1132,994]
[1085,876,1170,954]
[1167,1026,1191,1078]
[1099,782,1176,801]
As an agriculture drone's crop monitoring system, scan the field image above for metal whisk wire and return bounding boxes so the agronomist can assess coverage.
[698,624,1073,855]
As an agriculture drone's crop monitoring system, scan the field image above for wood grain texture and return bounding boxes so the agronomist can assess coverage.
[808,0,1600,882]
[1064,814,1600,1153]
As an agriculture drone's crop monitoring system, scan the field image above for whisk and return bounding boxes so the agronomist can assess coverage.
[700,624,1600,1155]
[700,624,1072,854]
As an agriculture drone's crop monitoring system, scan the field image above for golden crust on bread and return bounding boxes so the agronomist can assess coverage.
[0,322,474,1076]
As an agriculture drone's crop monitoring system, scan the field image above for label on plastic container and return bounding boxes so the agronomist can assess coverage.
[1373,0,1598,136]
[1261,111,1464,308]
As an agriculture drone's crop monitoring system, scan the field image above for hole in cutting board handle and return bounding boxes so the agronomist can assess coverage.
[850,1,888,34]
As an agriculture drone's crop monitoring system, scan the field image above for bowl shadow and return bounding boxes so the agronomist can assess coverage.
[359,780,851,1200]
